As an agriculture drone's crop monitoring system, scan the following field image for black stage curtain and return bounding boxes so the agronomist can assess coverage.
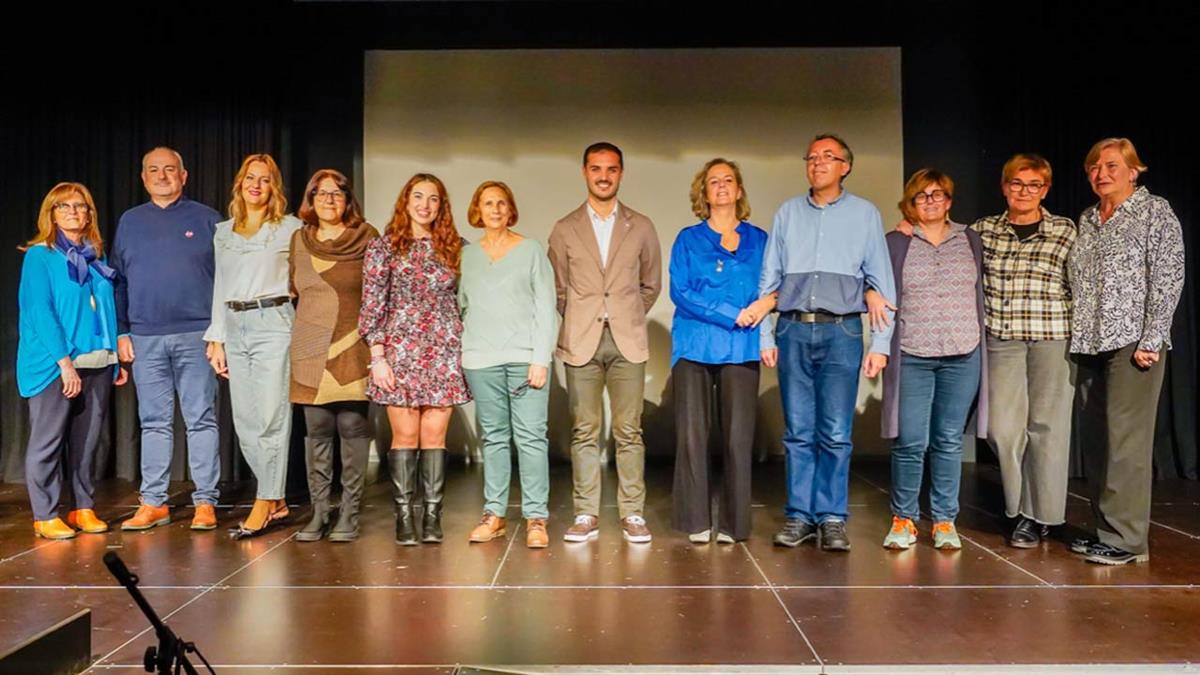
[2,2,1196,488]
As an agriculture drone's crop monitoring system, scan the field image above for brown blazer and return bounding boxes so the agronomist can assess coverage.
[547,202,662,366]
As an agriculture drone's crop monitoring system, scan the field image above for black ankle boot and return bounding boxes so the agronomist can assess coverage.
[420,449,446,543]
[388,449,419,545]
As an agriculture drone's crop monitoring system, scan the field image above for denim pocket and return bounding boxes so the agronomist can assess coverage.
[838,317,864,339]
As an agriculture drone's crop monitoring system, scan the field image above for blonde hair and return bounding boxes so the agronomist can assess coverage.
[1084,137,1148,176]
[898,169,955,224]
[228,153,288,228]
[467,181,519,229]
[1001,153,1053,186]
[25,182,104,254]
[689,158,751,221]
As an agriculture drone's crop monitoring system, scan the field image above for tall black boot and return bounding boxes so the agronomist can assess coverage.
[389,449,419,545]
[296,435,334,543]
[328,434,369,542]
[420,448,446,543]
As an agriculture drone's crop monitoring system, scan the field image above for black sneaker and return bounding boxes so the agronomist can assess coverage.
[773,518,817,547]
[1008,517,1049,549]
[1084,542,1150,565]
[1070,536,1097,554]
[819,519,851,552]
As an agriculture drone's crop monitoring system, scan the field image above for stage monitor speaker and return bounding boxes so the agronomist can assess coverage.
[0,608,91,675]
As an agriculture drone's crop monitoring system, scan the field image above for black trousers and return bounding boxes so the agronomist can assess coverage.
[671,359,759,540]
[25,368,113,521]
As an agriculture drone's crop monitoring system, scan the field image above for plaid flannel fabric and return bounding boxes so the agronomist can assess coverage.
[972,208,1075,341]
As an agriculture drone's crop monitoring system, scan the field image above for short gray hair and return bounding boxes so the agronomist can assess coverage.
[142,146,186,172]
[811,133,854,173]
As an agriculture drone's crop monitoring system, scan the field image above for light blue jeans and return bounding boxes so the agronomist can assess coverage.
[891,347,981,523]
[224,304,294,500]
[130,331,220,506]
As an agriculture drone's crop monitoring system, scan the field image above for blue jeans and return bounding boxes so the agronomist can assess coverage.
[777,315,864,524]
[891,348,981,523]
[130,331,220,506]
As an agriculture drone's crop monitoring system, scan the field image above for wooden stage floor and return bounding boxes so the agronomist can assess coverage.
[1,459,1198,674]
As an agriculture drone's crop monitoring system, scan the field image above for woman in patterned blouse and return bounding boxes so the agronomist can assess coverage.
[1068,138,1184,566]
[879,169,987,552]
[359,173,471,546]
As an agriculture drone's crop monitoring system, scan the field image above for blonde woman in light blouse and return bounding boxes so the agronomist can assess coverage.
[206,153,303,539]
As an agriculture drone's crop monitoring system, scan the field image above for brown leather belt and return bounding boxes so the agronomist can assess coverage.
[227,296,291,312]
[780,310,858,324]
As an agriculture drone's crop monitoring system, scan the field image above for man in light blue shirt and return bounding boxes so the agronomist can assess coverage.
[758,134,896,551]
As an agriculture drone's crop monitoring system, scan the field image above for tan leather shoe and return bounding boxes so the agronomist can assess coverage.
[34,518,77,540]
[468,512,506,543]
[563,514,599,542]
[66,509,108,534]
[121,501,171,531]
[526,518,549,549]
[191,503,217,531]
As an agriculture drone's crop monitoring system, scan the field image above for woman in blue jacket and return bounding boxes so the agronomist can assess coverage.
[18,182,127,539]
[670,158,774,543]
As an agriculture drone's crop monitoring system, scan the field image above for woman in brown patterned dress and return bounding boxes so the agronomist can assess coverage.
[359,173,470,545]
[290,169,377,543]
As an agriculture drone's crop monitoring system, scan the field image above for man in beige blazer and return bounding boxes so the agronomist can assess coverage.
[548,142,662,543]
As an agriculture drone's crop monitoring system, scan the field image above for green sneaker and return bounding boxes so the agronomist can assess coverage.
[932,521,962,550]
[883,516,917,550]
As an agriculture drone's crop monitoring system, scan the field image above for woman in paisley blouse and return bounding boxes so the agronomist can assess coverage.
[1068,138,1184,565]
[206,154,303,539]
[359,173,470,546]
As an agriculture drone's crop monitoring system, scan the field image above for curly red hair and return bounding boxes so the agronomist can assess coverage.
[385,173,461,272]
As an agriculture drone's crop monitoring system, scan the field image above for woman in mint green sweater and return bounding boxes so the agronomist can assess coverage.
[458,181,558,548]
[18,183,128,540]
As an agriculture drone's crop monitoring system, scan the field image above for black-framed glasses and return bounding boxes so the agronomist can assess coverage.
[913,190,949,205]
[803,152,848,166]
[54,202,90,212]
[1006,180,1046,194]
[313,189,346,202]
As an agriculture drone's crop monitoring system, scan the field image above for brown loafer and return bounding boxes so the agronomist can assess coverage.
[66,509,108,534]
[34,518,76,540]
[191,503,218,531]
[121,501,171,531]
[526,518,549,548]
[468,512,506,543]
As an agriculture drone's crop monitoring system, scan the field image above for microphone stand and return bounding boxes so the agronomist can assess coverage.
[103,551,215,674]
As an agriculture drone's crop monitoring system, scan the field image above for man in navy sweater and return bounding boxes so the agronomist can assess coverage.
[111,147,223,532]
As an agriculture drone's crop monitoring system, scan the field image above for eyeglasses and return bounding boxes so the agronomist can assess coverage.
[1006,180,1046,194]
[912,190,949,205]
[313,190,346,202]
[54,202,90,213]
[803,152,848,166]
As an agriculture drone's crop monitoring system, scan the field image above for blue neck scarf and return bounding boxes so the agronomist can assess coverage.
[56,230,118,286]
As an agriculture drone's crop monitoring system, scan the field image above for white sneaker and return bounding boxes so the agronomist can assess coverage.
[688,529,711,544]
[715,532,736,544]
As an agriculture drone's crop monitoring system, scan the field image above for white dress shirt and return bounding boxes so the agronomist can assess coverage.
[587,202,618,268]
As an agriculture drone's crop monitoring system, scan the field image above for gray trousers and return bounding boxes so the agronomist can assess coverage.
[1074,343,1167,554]
[986,337,1074,524]
[25,368,113,521]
